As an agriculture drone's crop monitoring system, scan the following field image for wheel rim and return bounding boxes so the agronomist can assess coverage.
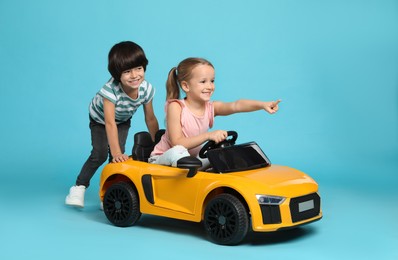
[205,200,238,241]
[104,187,132,224]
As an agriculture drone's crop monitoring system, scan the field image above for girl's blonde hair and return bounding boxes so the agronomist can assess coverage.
[166,57,214,100]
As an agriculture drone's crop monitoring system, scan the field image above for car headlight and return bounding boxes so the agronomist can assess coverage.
[256,195,285,205]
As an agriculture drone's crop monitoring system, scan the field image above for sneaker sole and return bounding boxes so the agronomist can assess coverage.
[65,198,84,208]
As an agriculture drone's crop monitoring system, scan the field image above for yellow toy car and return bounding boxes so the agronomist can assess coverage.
[99,131,322,245]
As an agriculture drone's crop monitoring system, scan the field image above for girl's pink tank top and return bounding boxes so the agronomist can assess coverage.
[151,99,214,156]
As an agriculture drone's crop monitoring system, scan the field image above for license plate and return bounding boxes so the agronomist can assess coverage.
[298,199,314,212]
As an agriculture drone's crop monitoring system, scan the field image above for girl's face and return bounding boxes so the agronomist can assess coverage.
[120,66,145,90]
[182,64,215,102]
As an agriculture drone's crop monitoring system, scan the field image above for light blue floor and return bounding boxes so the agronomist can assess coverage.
[1,158,397,260]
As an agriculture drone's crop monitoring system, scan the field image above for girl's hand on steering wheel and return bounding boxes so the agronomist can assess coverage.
[208,130,228,143]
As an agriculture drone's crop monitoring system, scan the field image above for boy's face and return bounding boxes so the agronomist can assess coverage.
[120,66,145,90]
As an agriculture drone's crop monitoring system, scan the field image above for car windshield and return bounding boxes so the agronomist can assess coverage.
[206,142,271,173]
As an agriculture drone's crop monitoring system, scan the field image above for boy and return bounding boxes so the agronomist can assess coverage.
[65,41,159,208]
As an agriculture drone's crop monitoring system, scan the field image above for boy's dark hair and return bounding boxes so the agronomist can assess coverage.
[108,41,148,80]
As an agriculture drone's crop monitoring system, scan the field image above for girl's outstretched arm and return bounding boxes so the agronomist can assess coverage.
[213,99,281,116]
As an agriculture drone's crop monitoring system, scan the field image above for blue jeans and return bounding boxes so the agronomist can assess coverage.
[76,116,131,188]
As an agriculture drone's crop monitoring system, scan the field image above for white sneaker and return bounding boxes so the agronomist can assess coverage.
[65,185,86,208]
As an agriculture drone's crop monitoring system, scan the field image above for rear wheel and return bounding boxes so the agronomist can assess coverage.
[103,182,141,227]
[204,194,249,245]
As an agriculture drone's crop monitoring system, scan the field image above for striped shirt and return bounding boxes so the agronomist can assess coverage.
[89,78,155,124]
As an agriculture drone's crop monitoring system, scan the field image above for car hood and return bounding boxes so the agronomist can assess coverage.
[229,165,318,197]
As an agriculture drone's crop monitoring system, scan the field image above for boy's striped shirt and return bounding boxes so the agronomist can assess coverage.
[89,78,155,124]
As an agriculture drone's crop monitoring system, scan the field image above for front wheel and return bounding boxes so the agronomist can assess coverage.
[103,182,141,227]
[204,194,249,245]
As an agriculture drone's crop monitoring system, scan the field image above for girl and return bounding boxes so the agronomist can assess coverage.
[149,57,280,167]
[66,41,159,208]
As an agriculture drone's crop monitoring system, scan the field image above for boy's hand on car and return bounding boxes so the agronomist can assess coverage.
[112,153,129,163]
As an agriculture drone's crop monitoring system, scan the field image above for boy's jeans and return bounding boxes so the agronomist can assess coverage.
[76,117,130,188]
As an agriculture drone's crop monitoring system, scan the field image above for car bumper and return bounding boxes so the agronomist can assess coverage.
[252,192,322,232]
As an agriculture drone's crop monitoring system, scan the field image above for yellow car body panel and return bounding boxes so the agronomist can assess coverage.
[99,158,322,232]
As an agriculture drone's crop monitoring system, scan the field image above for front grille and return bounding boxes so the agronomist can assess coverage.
[260,205,282,224]
[290,193,321,223]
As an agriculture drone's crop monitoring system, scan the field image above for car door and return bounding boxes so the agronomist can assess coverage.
[150,169,202,215]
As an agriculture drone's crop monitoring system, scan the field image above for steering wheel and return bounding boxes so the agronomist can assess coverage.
[199,131,238,159]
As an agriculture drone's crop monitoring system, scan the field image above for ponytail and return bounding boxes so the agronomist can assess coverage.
[166,67,180,100]
[165,58,214,101]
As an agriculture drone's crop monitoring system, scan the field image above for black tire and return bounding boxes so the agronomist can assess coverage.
[103,182,141,227]
[204,193,249,245]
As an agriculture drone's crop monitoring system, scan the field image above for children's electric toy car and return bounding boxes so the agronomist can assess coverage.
[99,130,322,245]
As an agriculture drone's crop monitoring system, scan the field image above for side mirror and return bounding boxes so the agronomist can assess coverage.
[176,156,202,178]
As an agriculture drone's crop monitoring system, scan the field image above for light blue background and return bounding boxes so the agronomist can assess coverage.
[1,0,397,259]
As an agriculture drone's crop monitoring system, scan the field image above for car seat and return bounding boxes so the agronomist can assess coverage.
[131,129,165,162]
